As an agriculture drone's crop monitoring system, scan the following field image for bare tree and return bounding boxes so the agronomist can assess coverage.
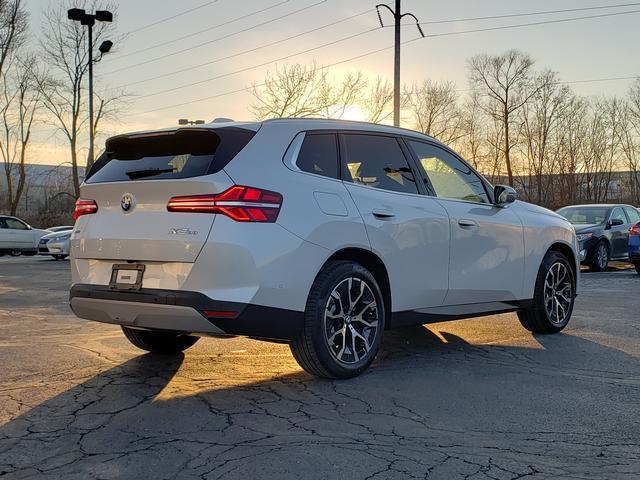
[467,50,537,186]
[0,57,43,214]
[38,0,119,197]
[623,79,640,203]
[250,63,366,120]
[360,77,393,123]
[403,80,463,144]
[519,70,572,204]
[0,0,27,77]
[0,0,29,214]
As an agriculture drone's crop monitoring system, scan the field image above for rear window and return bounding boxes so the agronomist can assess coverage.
[86,127,255,183]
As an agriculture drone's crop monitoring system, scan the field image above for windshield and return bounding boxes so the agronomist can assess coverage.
[556,206,610,225]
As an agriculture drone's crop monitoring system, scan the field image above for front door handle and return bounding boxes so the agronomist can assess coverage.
[372,209,395,219]
[458,219,478,228]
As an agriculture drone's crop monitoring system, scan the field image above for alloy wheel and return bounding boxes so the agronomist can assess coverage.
[596,244,608,270]
[323,277,380,364]
[543,262,573,325]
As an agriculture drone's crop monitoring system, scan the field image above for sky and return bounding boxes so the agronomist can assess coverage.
[24,0,640,165]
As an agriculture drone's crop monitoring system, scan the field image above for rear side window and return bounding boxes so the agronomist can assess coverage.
[624,207,640,224]
[341,134,418,194]
[296,133,338,179]
[610,207,628,224]
[86,127,255,183]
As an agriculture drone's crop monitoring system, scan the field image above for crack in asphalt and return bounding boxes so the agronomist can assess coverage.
[1,261,640,479]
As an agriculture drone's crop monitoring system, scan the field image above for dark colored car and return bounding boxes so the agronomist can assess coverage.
[556,204,640,271]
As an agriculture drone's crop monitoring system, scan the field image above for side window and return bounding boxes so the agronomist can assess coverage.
[0,219,7,229]
[624,207,640,224]
[610,207,627,224]
[341,134,418,194]
[296,133,338,179]
[407,140,489,204]
[5,218,28,230]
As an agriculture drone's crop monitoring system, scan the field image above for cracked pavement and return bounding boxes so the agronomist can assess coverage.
[0,257,639,479]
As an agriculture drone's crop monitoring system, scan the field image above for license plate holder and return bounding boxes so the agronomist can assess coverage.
[109,264,145,291]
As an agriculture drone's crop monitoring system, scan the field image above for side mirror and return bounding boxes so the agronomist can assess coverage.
[494,185,517,206]
[609,218,624,227]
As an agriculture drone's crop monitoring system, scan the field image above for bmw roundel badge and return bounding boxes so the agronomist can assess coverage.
[121,194,134,212]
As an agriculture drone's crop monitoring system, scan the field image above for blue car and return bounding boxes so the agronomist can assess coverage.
[630,222,640,274]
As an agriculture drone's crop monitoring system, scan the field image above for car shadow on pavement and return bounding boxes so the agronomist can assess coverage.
[1,326,639,479]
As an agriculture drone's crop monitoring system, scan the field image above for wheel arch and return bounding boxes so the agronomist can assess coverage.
[593,237,611,257]
[546,241,578,283]
[320,248,392,329]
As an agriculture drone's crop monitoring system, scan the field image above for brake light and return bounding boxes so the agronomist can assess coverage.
[167,185,283,222]
[630,224,640,236]
[73,199,98,220]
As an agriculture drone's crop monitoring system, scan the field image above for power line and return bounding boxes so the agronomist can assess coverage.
[126,1,220,37]
[104,0,329,76]
[114,2,640,89]
[129,8,640,102]
[416,1,640,25]
[115,6,377,89]
[420,8,640,38]
[116,0,291,60]
[134,27,381,99]
[125,9,640,117]
[125,42,396,117]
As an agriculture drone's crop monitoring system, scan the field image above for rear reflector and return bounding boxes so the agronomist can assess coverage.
[74,199,98,220]
[630,224,640,236]
[167,185,282,222]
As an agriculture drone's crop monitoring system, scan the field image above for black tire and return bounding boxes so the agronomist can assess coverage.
[121,326,199,354]
[518,250,576,334]
[290,260,385,379]
[589,241,609,272]
[53,255,68,260]
[635,263,640,275]
[9,250,21,257]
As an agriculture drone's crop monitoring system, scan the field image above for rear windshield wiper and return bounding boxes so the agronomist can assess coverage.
[125,167,175,179]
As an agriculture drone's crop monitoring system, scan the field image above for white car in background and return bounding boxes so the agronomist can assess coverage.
[0,215,50,256]
[69,119,579,378]
[38,227,73,260]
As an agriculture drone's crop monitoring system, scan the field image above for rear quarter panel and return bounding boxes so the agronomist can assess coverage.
[223,122,370,253]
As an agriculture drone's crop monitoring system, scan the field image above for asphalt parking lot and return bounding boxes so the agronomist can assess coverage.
[0,256,639,479]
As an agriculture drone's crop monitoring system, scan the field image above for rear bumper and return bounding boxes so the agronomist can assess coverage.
[69,284,304,341]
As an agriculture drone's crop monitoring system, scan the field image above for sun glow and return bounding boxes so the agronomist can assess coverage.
[340,106,367,122]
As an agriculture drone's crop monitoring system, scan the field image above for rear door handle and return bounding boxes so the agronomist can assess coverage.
[458,219,478,228]
[372,209,395,219]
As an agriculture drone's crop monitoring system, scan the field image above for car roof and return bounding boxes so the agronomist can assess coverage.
[106,118,442,147]
[261,117,439,140]
[559,204,634,208]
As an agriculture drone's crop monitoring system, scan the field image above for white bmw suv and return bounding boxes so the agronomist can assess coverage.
[70,119,578,378]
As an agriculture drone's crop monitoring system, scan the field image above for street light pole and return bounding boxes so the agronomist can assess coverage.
[87,21,94,167]
[67,8,113,167]
[376,1,424,127]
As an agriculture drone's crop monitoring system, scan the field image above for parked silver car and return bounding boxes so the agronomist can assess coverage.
[38,227,73,260]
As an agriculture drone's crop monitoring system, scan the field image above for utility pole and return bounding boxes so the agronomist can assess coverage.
[376,1,424,127]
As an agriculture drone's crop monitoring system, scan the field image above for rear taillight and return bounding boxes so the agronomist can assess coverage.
[167,185,283,222]
[630,224,640,236]
[74,198,98,221]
